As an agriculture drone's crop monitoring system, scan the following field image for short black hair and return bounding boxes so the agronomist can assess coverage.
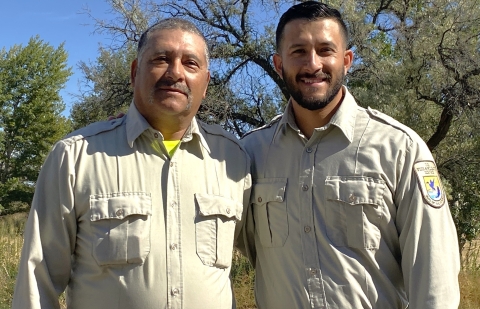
[137,18,210,66]
[276,1,349,51]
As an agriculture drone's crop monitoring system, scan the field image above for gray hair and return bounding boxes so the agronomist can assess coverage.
[137,18,210,67]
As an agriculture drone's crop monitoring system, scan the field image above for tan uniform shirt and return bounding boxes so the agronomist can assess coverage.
[13,102,251,309]
[241,87,460,309]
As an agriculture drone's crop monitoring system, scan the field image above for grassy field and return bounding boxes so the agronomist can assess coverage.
[1,213,478,309]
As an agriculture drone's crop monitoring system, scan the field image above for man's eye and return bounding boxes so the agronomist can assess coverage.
[185,60,199,67]
[293,49,305,54]
[153,56,167,62]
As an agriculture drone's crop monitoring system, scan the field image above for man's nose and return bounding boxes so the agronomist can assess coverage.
[304,51,323,73]
[165,59,184,81]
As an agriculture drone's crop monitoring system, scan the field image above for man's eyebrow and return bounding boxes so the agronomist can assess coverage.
[288,43,306,49]
[150,50,167,57]
[150,51,205,64]
[287,41,339,49]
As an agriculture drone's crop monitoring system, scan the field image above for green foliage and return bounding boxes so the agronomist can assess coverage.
[70,45,137,129]
[0,37,72,214]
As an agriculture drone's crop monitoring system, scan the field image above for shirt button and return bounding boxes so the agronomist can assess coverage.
[302,184,309,191]
[171,201,176,208]
[170,161,174,167]
[154,133,159,138]
[226,208,231,214]
[310,268,317,275]
[349,193,356,203]
[171,288,180,296]
[115,209,124,217]
[257,197,263,203]
[304,226,312,233]
[170,243,178,250]
[306,147,313,153]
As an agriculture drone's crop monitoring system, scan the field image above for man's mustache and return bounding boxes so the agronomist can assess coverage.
[154,79,191,96]
[297,71,332,82]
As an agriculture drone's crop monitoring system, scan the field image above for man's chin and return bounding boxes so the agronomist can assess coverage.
[293,95,331,111]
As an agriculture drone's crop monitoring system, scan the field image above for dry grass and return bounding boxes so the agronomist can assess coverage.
[231,250,256,309]
[0,213,27,309]
[459,240,480,309]
[1,213,479,309]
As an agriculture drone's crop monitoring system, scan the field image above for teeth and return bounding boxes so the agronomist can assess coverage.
[303,78,323,83]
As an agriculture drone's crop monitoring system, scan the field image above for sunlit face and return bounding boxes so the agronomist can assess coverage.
[274,18,353,111]
[131,28,210,123]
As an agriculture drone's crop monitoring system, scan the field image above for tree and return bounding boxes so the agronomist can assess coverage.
[0,37,72,214]
[71,45,136,129]
[75,0,480,248]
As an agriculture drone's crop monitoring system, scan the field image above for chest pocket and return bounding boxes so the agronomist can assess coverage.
[251,178,288,248]
[90,193,152,266]
[325,176,385,250]
[195,193,242,268]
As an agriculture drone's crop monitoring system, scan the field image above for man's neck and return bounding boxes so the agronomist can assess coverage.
[291,89,344,139]
[158,118,192,141]
[146,114,193,141]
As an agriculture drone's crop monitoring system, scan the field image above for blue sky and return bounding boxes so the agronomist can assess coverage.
[1,0,115,116]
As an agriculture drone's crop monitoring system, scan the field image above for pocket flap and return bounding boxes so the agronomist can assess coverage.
[325,176,385,206]
[90,193,152,221]
[195,193,243,220]
[252,178,287,206]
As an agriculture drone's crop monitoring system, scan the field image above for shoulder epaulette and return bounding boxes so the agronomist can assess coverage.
[366,107,421,141]
[197,121,241,144]
[63,117,125,145]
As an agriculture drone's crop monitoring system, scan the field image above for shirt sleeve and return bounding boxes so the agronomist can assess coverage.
[12,141,77,309]
[395,138,460,309]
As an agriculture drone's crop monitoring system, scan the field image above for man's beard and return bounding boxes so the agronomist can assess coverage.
[148,79,193,111]
[282,68,344,111]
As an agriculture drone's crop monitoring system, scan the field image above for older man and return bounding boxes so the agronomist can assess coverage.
[13,18,251,309]
[241,2,460,308]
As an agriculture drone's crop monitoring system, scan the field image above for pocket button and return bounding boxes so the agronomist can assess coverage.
[349,193,356,203]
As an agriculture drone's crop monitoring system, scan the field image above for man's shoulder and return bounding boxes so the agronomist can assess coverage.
[62,118,126,147]
[197,120,243,146]
[365,107,426,146]
[241,114,283,141]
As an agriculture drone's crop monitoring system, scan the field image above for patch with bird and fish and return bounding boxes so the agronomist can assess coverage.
[413,161,445,208]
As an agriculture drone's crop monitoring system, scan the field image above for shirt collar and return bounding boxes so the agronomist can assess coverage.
[273,86,358,143]
[125,101,210,152]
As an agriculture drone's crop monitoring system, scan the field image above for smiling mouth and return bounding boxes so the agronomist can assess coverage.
[302,77,326,84]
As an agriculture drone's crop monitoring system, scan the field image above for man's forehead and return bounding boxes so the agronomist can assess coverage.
[146,29,207,54]
[281,18,344,48]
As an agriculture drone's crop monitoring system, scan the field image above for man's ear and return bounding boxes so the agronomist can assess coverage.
[130,58,138,87]
[344,49,354,75]
[202,71,211,99]
[272,53,284,79]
